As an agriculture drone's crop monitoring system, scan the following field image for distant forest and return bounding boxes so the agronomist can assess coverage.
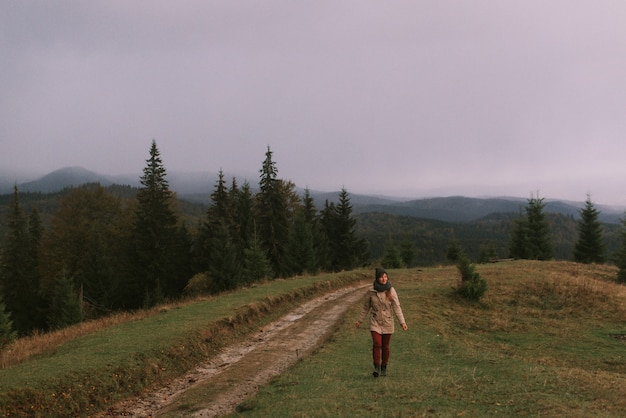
[1,186,623,266]
[0,142,624,338]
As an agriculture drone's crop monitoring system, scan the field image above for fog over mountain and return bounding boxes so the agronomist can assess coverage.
[2,166,624,225]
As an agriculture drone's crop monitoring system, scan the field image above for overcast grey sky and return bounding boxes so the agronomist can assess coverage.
[2,1,626,204]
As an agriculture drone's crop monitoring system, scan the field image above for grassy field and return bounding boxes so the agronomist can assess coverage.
[1,261,625,417]
[0,270,368,417]
[229,261,626,417]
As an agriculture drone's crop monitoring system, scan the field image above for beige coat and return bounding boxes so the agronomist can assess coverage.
[357,286,406,334]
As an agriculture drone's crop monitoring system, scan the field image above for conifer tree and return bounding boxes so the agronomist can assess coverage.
[256,146,290,277]
[338,188,369,269]
[525,194,552,260]
[301,189,318,223]
[456,251,487,301]
[321,188,369,271]
[209,170,232,222]
[201,170,243,291]
[333,188,354,270]
[198,170,234,271]
[573,196,606,264]
[509,194,552,261]
[231,179,272,284]
[132,140,188,306]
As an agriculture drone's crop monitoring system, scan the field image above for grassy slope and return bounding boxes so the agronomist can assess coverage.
[229,261,626,418]
[0,271,368,417]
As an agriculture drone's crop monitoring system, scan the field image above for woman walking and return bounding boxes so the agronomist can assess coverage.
[355,267,408,377]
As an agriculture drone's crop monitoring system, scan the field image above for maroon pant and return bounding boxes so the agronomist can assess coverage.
[371,331,392,366]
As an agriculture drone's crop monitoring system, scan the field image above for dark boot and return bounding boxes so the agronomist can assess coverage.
[381,365,387,376]
[372,365,380,377]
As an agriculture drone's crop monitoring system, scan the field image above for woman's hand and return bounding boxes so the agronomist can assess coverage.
[401,323,408,331]
[355,321,361,328]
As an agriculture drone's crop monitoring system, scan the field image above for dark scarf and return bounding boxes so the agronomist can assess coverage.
[373,279,392,293]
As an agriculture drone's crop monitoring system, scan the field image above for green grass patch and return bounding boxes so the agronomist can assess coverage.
[0,270,368,417]
[230,261,626,417]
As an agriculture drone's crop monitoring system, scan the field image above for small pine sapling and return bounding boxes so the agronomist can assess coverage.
[456,253,487,301]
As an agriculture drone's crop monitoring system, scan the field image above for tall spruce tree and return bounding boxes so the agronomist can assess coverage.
[525,195,552,260]
[337,188,369,269]
[132,140,188,307]
[198,170,232,269]
[256,146,290,277]
[510,194,552,261]
[321,188,369,271]
[201,170,243,291]
[208,170,232,222]
[573,196,606,264]
[0,186,43,334]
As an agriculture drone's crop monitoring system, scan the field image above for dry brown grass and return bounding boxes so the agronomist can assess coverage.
[446,261,626,336]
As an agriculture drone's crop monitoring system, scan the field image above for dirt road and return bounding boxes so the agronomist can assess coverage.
[98,283,367,417]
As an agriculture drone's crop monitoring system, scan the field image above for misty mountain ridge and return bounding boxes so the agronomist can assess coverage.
[2,166,214,195]
[2,166,624,224]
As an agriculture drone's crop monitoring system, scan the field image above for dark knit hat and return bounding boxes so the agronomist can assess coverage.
[375,267,387,280]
